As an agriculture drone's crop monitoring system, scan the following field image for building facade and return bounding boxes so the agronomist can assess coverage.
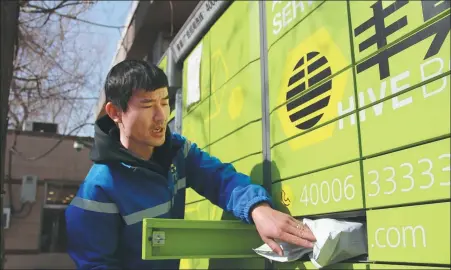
[3,129,93,269]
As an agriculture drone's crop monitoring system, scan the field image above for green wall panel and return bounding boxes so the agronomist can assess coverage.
[272,162,364,216]
[367,202,450,265]
[210,1,260,93]
[182,99,210,150]
[350,0,450,63]
[210,121,262,164]
[271,112,360,180]
[360,75,451,157]
[363,138,450,208]
[185,188,205,205]
[267,1,352,112]
[210,60,262,143]
[232,153,263,185]
[265,1,324,48]
[158,54,168,73]
[182,32,211,113]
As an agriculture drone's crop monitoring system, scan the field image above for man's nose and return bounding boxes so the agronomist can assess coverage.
[153,105,165,122]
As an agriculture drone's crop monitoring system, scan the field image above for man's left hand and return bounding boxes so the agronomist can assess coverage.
[251,203,316,256]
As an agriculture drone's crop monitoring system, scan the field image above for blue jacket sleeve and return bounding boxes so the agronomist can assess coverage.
[183,138,273,223]
[65,182,122,270]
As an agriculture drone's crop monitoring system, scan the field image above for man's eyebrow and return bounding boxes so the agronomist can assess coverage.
[140,98,154,103]
[139,96,169,103]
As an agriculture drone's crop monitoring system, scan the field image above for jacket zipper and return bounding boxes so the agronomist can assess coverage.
[169,164,178,210]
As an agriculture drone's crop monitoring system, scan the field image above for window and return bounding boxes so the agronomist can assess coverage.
[40,182,79,253]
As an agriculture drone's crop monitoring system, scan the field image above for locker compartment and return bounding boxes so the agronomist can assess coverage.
[367,202,450,265]
[274,261,369,270]
[210,1,260,93]
[182,99,210,150]
[351,0,450,63]
[267,0,352,112]
[363,138,450,209]
[265,0,324,48]
[359,75,450,157]
[271,111,360,181]
[182,32,211,113]
[210,60,262,143]
[185,153,263,204]
[210,120,262,164]
[353,14,450,110]
[271,161,364,216]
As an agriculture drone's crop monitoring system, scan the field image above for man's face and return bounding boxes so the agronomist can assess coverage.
[120,87,170,148]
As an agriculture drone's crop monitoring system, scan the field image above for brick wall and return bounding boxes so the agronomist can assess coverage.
[3,130,93,269]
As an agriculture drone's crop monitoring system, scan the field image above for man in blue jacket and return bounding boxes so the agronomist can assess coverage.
[66,59,315,269]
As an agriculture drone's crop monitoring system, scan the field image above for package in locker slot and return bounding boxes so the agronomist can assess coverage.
[253,218,368,268]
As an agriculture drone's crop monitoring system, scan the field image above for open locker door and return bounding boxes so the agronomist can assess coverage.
[142,218,264,260]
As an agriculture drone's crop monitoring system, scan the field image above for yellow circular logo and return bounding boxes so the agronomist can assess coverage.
[228,86,244,120]
[277,27,349,150]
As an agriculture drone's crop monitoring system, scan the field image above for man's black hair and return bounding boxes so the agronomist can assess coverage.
[104,59,169,112]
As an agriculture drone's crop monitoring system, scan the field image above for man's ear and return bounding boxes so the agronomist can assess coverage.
[105,102,122,124]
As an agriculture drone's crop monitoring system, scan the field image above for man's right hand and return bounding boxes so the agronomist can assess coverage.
[251,203,316,256]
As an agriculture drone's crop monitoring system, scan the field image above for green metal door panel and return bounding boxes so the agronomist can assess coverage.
[210,121,262,164]
[183,97,210,204]
[179,257,209,270]
[270,112,360,181]
[185,188,205,204]
[183,32,211,113]
[210,1,260,93]
[184,200,223,222]
[369,264,449,270]
[360,75,451,157]
[210,60,262,144]
[265,1,324,48]
[274,261,369,270]
[267,1,352,112]
[350,0,450,63]
[142,219,263,260]
[363,138,450,209]
[169,108,176,122]
[158,54,168,73]
[366,202,450,264]
[353,17,450,110]
[232,153,263,185]
[182,99,210,150]
[271,162,364,216]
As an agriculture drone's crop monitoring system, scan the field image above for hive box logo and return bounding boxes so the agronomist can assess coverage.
[277,27,349,150]
[286,51,332,129]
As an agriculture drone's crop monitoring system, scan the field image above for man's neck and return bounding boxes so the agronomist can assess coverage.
[120,134,154,160]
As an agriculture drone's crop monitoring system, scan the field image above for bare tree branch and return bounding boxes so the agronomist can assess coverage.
[7,0,121,138]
